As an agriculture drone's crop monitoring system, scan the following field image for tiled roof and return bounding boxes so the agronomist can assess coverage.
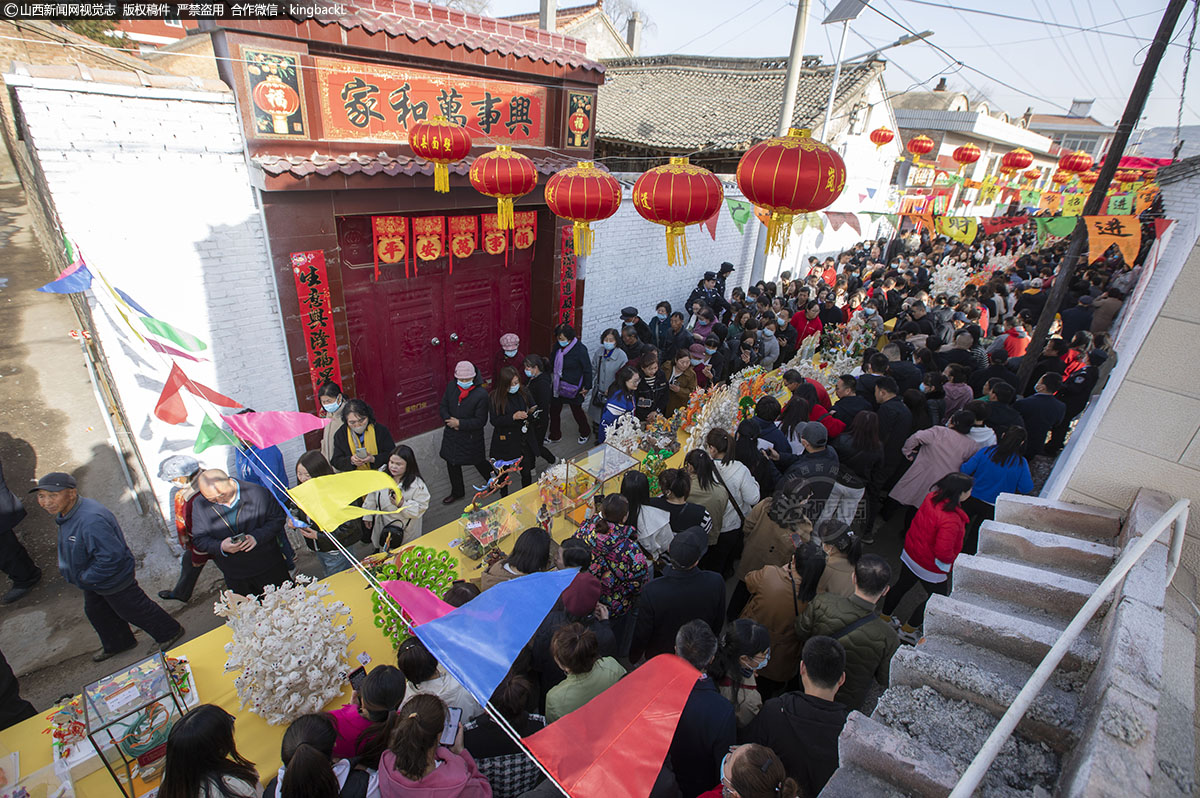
[596,55,885,152]
[252,150,578,178]
[891,90,969,112]
[500,1,601,27]
[1028,114,1111,128]
[304,0,604,72]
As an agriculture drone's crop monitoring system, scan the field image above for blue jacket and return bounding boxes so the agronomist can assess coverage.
[754,416,792,456]
[961,446,1034,505]
[599,390,636,442]
[56,497,136,594]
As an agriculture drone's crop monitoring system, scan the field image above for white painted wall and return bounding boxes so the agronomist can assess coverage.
[10,76,301,519]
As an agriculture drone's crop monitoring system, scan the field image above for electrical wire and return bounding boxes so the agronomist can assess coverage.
[671,0,774,53]
[1071,0,1127,106]
[702,1,793,56]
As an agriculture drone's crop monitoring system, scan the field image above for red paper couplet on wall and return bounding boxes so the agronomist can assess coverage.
[290,250,342,405]
[513,211,537,252]
[371,215,410,279]
[558,225,577,327]
[412,216,446,270]
[447,215,477,274]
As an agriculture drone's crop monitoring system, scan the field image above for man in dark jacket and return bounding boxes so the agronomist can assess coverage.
[743,636,850,795]
[1059,295,1095,343]
[830,375,870,426]
[0,459,40,604]
[1018,337,1068,397]
[983,381,1026,437]
[1016,373,1067,457]
[782,423,840,519]
[796,555,898,711]
[439,361,493,502]
[35,473,183,661]
[620,306,652,346]
[1045,350,1106,455]
[630,528,725,663]
[668,619,736,798]
[647,301,675,354]
[192,469,290,597]
[882,343,923,395]
[714,261,735,302]
[751,396,793,458]
[968,349,1019,397]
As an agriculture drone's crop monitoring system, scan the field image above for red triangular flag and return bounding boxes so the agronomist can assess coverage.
[702,209,719,241]
[154,363,241,425]
[523,655,699,798]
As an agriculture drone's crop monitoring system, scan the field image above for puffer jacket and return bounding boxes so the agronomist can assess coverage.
[796,592,899,711]
[439,380,489,466]
[903,492,968,577]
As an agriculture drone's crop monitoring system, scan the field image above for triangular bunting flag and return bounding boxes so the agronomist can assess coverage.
[154,362,242,425]
[858,192,867,203]
[224,411,328,449]
[141,317,208,353]
[287,470,397,531]
[1034,216,1078,246]
[724,199,753,234]
[383,581,456,626]
[979,215,1029,236]
[702,209,719,241]
[523,655,700,798]
[194,414,240,453]
[866,187,876,198]
[1084,215,1141,265]
[148,339,209,362]
[38,264,93,294]
[113,286,152,317]
[414,569,579,707]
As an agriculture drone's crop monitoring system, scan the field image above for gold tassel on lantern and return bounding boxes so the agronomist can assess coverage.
[665,224,690,267]
[765,211,795,257]
[496,197,515,229]
[573,221,594,257]
[434,163,449,193]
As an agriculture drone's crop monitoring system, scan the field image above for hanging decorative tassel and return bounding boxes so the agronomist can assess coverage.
[434,163,450,193]
[765,212,795,257]
[496,197,515,229]
[665,224,689,266]
[572,221,595,257]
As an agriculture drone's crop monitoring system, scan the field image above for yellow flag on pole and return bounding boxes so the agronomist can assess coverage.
[934,216,979,245]
[287,470,397,531]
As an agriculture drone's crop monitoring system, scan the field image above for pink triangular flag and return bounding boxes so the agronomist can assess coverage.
[383,580,457,626]
[858,192,868,203]
[223,410,328,449]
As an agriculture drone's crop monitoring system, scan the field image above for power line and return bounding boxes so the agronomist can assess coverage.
[672,0,774,52]
[702,1,793,56]
[896,0,1196,49]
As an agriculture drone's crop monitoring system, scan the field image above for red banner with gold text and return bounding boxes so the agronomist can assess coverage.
[290,250,342,406]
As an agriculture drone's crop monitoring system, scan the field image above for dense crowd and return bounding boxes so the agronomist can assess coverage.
[0,218,1145,798]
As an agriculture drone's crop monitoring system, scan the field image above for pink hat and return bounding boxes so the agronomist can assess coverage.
[500,333,519,349]
[454,361,475,380]
[688,343,706,358]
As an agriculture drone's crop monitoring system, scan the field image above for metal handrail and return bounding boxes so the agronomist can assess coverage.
[949,497,1191,797]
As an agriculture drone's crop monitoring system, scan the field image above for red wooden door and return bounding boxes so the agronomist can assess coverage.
[337,214,533,439]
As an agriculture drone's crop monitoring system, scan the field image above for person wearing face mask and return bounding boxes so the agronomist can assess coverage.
[620,306,652,345]
[586,328,629,438]
[318,380,347,465]
[491,332,525,385]
[599,365,640,444]
[289,451,364,574]
[488,366,538,490]
[439,362,493,505]
[704,334,730,385]
[708,619,771,727]
[664,346,698,417]
[549,323,593,445]
[689,343,714,389]
[332,400,396,474]
[154,455,209,604]
[789,301,823,343]
[648,301,675,354]
[522,355,557,469]
[757,318,780,369]
[857,299,885,335]
[362,445,431,551]
[634,351,669,421]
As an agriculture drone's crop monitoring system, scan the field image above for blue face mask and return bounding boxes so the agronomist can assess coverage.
[457,380,474,389]
[777,315,787,326]
[558,339,570,347]
[705,347,717,355]
[690,357,703,365]
[508,384,520,394]
[503,349,517,357]
[763,329,775,338]
[865,307,877,316]
[603,341,616,351]
[321,400,341,413]
[656,312,668,322]
[524,368,534,378]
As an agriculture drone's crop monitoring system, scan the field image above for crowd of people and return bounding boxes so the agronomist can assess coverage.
[0,217,1145,797]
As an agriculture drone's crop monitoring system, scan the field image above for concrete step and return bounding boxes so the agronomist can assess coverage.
[818,763,915,798]
[890,636,1085,752]
[924,594,1100,672]
[993,493,1122,542]
[873,684,1063,796]
[977,520,1118,580]
[952,553,1107,622]
[834,710,959,797]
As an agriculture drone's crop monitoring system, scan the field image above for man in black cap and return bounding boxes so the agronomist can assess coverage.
[714,261,735,299]
[620,306,651,346]
[629,527,725,663]
[33,472,184,661]
[687,272,730,320]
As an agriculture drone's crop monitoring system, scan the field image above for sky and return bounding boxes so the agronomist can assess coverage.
[482,0,1198,131]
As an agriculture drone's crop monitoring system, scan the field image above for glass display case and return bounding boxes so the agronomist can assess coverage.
[82,654,189,797]
[537,444,641,527]
[458,500,524,559]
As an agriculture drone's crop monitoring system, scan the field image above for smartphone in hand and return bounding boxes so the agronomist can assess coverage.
[347,666,366,692]
[229,533,247,545]
[440,706,463,745]
[355,447,370,459]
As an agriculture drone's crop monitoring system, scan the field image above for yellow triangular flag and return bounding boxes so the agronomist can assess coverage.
[287,470,397,531]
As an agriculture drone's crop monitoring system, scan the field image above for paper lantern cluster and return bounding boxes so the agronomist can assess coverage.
[907,134,935,159]
[869,127,895,148]
[952,143,981,172]
[736,128,847,257]
[470,145,539,229]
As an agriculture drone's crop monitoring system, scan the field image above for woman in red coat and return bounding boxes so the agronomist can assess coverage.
[881,472,974,638]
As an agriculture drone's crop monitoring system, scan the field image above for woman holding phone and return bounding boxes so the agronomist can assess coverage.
[362,446,431,551]
[377,694,490,798]
[332,400,395,473]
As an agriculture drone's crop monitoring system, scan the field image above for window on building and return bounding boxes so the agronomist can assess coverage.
[165,19,183,27]
[1058,135,1100,156]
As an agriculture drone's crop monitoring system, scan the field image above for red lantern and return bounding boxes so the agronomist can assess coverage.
[869,127,895,149]
[1051,171,1071,186]
[1002,147,1034,171]
[1022,168,1042,183]
[1115,169,1140,184]
[952,143,982,173]
[632,157,724,266]
[1058,149,1093,174]
[469,146,538,229]
[906,135,934,159]
[409,116,473,194]
[1079,171,1099,186]
[998,165,1016,178]
[736,128,846,256]
[251,74,300,136]
[1142,167,1158,183]
[545,161,622,257]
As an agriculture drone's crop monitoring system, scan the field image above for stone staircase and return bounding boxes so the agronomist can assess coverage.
[820,489,1196,798]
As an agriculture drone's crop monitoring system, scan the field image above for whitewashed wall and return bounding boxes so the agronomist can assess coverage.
[10,75,301,519]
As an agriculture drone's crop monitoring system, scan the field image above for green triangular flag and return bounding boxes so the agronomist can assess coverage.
[140,316,208,352]
[194,415,239,453]
[63,235,75,264]
[725,198,753,234]
[1034,216,1078,247]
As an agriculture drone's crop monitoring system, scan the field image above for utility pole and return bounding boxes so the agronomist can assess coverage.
[1015,0,1190,395]
[750,0,811,284]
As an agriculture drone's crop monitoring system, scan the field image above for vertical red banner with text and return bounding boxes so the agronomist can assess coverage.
[559,225,577,327]
[291,250,342,406]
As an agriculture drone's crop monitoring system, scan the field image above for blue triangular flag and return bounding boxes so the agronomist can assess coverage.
[414,569,579,706]
[114,286,152,317]
[866,187,876,198]
[38,264,93,294]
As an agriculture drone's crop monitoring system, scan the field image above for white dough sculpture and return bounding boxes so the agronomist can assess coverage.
[214,576,355,725]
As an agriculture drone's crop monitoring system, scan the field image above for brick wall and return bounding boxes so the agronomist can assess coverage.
[10,76,301,518]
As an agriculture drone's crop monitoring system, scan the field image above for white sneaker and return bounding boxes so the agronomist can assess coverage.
[578,434,589,445]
